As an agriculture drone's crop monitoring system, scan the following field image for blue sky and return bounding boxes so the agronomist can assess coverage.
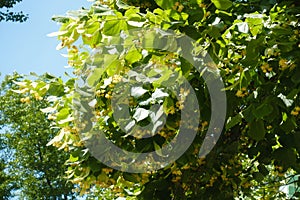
[0,0,93,80]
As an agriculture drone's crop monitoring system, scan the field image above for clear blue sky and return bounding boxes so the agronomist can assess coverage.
[0,0,93,80]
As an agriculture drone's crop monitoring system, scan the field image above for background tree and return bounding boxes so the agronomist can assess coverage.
[14,0,300,199]
[0,0,28,22]
[0,150,13,199]
[0,73,75,199]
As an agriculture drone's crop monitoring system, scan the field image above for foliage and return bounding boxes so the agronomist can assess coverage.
[0,158,13,199]
[0,73,76,199]
[15,0,300,199]
[0,0,28,22]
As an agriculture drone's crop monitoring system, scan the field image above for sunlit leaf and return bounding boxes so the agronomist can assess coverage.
[133,108,149,122]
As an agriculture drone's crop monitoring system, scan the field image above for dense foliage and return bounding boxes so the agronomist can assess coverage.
[0,157,13,199]
[0,73,75,199]
[6,0,300,199]
[0,0,27,22]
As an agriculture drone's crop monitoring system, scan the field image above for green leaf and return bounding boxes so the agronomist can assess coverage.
[47,82,64,96]
[127,21,146,27]
[253,172,264,182]
[211,0,233,10]
[273,148,297,166]
[68,155,79,162]
[131,86,148,98]
[124,120,136,132]
[103,13,127,36]
[125,8,145,27]
[47,30,68,37]
[142,30,157,48]
[253,103,273,119]
[258,164,269,176]
[58,115,74,125]
[124,8,141,20]
[116,0,132,9]
[153,142,168,157]
[240,69,251,88]
[151,88,169,99]
[40,107,56,113]
[163,96,174,114]
[93,4,115,16]
[103,20,126,36]
[97,172,109,182]
[154,0,177,9]
[133,108,150,122]
[280,118,297,133]
[52,15,70,23]
[125,47,142,64]
[89,158,102,172]
[236,22,249,34]
[245,17,263,36]
[107,60,122,76]
[123,173,139,183]
[93,4,112,13]
[249,120,266,141]
[56,108,70,121]
[207,26,221,38]
[242,36,264,66]
[87,68,105,86]
[152,69,173,88]
[82,21,101,47]
[291,67,300,84]
[226,113,242,130]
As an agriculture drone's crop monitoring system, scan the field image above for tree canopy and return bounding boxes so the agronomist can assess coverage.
[0,0,28,22]
[0,73,75,199]
[2,0,300,199]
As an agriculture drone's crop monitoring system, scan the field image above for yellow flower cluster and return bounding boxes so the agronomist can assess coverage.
[33,92,43,101]
[175,87,190,110]
[158,129,176,139]
[175,101,184,110]
[197,157,206,166]
[129,96,137,106]
[96,89,112,99]
[172,168,182,175]
[20,91,43,102]
[139,2,152,8]
[242,182,252,188]
[235,87,248,98]
[260,63,273,73]
[206,176,217,187]
[279,58,290,70]
[95,89,105,97]
[266,125,273,129]
[201,121,208,127]
[181,164,191,170]
[221,174,229,181]
[167,106,176,114]
[173,2,184,12]
[102,168,113,174]
[171,176,181,183]
[52,141,63,148]
[291,106,300,116]
[224,68,231,74]
[59,36,75,49]
[112,74,122,84]
[198,1,207,8]
[73,141,84,147]
[105,92,112,99]
[20,97,30,103]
